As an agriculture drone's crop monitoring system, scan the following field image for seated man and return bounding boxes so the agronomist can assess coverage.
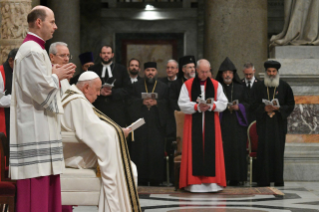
[61,71,141,212]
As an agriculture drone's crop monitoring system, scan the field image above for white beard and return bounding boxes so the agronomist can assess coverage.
[264,73,280,87]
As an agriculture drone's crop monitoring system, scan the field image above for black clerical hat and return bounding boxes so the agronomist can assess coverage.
[144,62,157,69]
[215,57,241,84]
[264,60,281,70]
[178,55,196,78]
[78,52,94,66]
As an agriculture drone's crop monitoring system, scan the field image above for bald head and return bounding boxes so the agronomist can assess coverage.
[28,6,51,28]
[27,6,57,41]
[196,59,211,81]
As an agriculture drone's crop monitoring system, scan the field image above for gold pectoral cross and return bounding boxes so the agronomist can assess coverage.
[268,112,275,118]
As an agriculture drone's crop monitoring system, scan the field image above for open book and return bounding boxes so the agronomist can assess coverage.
[102,79,116,88]
[141,92,158,99]
[262,98,280,107]
[197,97,214,106]
[127,118,145,132]
[227,99,239,106]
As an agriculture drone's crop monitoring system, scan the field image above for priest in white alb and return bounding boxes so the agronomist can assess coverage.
[10,6,76,212]
[178,59,228,192]
[61,71,141,212]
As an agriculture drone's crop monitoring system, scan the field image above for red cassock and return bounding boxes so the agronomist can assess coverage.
[0,65,6,136]
[179,78,226,189]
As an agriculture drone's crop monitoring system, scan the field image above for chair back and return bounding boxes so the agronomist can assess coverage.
[174,110,185,154]
[247,121,258,154]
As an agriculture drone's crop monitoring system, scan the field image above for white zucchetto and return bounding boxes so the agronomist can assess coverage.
[78,71,99,82]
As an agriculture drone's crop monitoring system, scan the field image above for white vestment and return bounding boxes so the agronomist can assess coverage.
[60,78,70,95]
[61,84,140,212]
[178,81,228,192]
[10,39,64,180]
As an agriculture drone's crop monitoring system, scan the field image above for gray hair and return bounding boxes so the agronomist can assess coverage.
[49,42,68,55]
[197,59,211,67]
[243,62,255,70]
[167,59,178,68]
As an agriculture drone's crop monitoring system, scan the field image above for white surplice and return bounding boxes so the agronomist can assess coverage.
[61,84,138,212]
[10,40,64,180]
[178,81,228,192]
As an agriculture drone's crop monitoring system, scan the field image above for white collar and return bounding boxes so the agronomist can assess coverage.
[28,32,45,41]
[245,76,255,84]
[168,76,177,81]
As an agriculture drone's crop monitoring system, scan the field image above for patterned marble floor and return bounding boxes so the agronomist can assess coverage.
[73,182,319,212]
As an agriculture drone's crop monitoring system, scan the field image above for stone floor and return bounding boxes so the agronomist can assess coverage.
[73,182,319,212]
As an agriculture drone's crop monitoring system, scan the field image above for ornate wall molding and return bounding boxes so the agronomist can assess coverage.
[0,0,31,63]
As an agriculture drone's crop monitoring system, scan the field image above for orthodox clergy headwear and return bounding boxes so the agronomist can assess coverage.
[215,57,241,84]
[78,71,99,82]
[178,55,196,78]
[144,62,157,69]
[78,52,94,66]
[264,60,281,71]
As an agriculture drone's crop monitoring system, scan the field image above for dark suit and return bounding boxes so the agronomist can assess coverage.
[90,62,131,127]
[241,77,261,125]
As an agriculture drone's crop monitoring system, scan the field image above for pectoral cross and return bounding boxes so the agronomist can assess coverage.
[268,112,275,118]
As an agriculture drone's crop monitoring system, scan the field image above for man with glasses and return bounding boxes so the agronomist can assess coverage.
[241,62,261,124]
[49,42,75,94]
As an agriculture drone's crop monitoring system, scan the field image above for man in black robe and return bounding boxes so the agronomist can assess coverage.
[216,57,249,186]
[240,62,262,125]
[158,59,179,182]
[170,55,196,112]
[127,62,169,185]
[128,58,142,84]
[250,60,295,187]
[90,45,131,127]
[70,52,95,85]
[0,48,18,157]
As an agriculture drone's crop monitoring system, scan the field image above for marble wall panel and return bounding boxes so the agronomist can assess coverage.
[288,104,319,134]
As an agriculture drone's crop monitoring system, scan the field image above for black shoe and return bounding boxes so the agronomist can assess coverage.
[274,182,284,187]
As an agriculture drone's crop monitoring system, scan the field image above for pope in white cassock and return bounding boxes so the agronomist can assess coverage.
[178,59,228,192]
[61,71,141,212]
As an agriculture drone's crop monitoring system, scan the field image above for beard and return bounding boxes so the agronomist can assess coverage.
[264,72,280,87]
[129,69,139,76]
[101,57,113,64]
[223,77,232,85]
[146,77,156,84]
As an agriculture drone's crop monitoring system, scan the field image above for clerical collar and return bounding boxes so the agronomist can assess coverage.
[200,80,206,85]
[23,32,45,49]
[168,76,177,81]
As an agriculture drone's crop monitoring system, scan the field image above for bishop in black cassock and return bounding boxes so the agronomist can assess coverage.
[250,60,295,186]
[216,57,249,185]
[127,62,169,185]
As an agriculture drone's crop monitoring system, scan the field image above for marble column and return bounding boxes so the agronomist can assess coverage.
[48,0,81,69]
[0,0,31,63]
[204,0,267,77]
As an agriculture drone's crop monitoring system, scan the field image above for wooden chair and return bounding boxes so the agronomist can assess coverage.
[247,121,258,185]
[173,110,185,190]
[0,133,16,212]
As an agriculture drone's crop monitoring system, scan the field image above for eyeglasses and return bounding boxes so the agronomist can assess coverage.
[55,54,72,59]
